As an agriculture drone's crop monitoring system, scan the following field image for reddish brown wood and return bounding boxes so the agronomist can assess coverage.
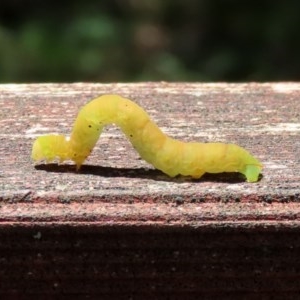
[0,83,300,298]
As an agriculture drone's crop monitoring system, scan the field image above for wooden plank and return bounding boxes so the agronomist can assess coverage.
[0,83,300,298]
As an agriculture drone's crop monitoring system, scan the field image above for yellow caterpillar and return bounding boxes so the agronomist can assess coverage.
[32,94,262,182]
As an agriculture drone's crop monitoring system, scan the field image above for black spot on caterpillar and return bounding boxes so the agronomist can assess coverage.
[31,94,262,182]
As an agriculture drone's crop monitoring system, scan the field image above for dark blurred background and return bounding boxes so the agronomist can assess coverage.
[1,0,300,83]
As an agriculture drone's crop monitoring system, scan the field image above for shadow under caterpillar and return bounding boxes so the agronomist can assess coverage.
[32,94,262,182]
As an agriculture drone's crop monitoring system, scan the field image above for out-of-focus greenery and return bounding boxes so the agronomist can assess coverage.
[1,0,300,82]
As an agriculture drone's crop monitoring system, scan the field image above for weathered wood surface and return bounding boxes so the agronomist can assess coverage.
[0,82,300,298]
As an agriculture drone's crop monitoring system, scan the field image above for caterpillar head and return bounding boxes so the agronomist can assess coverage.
[242,164,263,182]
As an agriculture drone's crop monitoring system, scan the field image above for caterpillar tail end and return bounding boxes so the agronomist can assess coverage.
[31,138,44,162]
[31,135,69,163]
[242,164,263,183]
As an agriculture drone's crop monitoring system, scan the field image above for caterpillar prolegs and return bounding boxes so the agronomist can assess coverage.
[32,95,262,182]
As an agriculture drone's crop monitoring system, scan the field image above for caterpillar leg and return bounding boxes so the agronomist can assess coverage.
[190,171,205,179]
[163,169,205,179]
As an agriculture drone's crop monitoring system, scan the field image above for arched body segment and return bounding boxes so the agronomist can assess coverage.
[31,95,262,182]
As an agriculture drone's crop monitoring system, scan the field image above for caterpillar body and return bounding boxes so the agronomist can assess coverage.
[32,95,262,182]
